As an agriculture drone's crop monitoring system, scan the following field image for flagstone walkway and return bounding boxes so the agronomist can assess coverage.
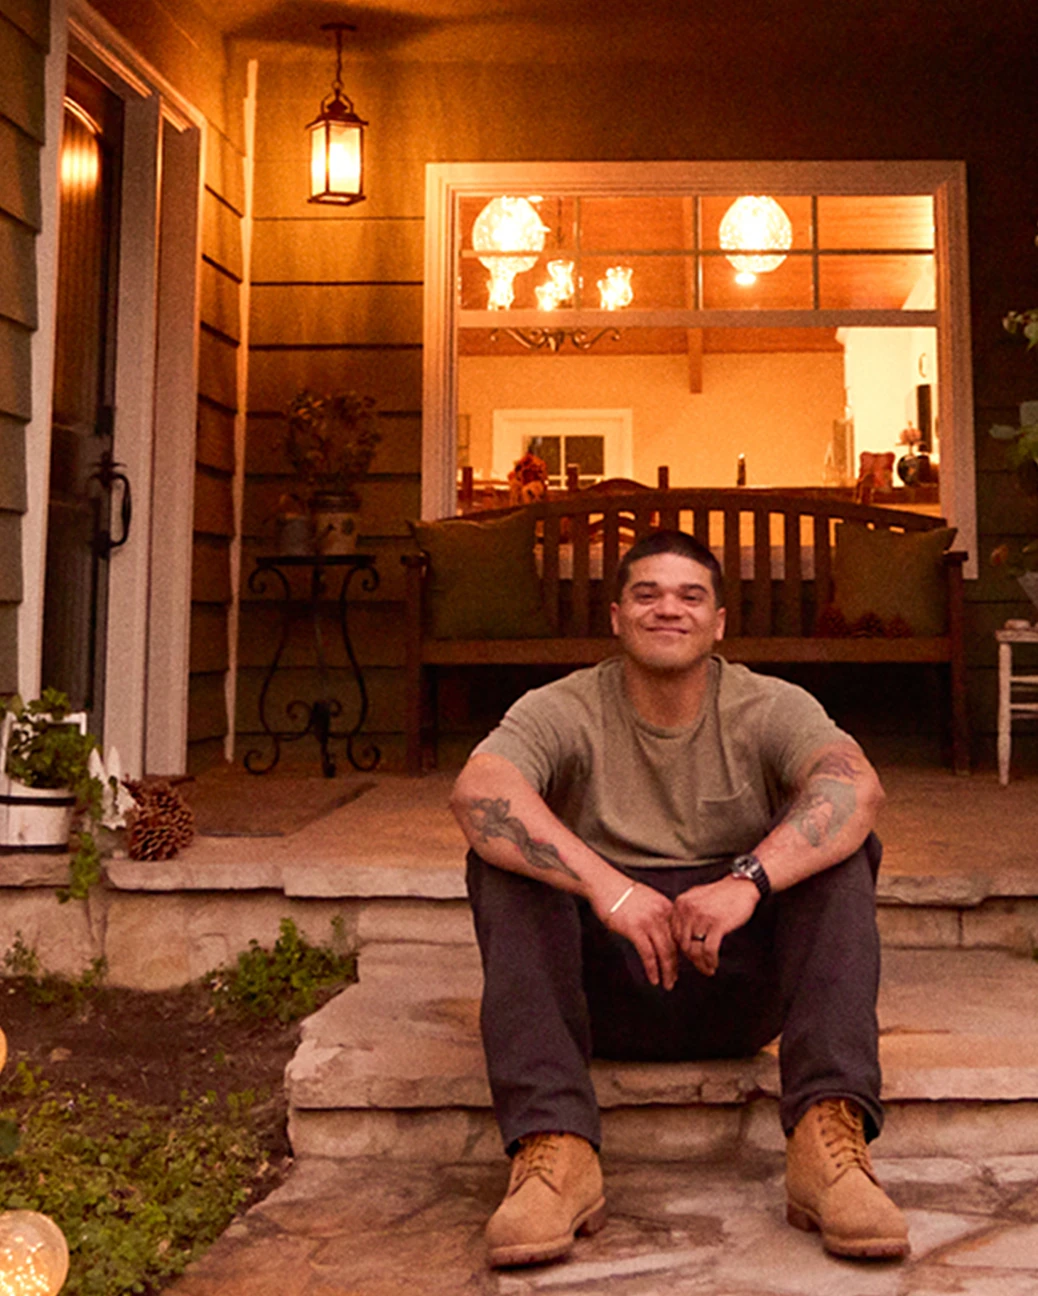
[167,1150,1038,1295]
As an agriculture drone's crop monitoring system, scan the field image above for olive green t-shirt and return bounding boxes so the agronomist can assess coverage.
[472,656,855,871]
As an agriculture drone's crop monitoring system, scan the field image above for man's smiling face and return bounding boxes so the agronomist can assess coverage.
[610,551,726,674]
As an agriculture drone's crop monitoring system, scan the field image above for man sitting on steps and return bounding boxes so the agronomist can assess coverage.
[450,528,908,1268]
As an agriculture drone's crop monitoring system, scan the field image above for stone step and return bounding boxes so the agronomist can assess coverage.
[286,943,1038,1163]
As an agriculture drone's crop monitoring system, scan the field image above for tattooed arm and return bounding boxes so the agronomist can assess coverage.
[753,741,884,891]
[672,742,883,977]
[451,753,680,989]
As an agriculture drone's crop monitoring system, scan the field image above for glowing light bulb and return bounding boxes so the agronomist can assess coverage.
[0,1213,69,1296]
[535,259,575,310]
[598,265,633,310]
[734,270,757,286]
[719,195,792,281]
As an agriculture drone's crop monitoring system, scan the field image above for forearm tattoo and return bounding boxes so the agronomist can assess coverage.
[466,797,580,881]
[782,752,860,849]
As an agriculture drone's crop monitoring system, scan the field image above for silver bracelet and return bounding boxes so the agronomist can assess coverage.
[608,883,636,915]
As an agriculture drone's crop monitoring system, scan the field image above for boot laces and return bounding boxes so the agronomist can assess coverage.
[511,1134,563,1193]
[818,1100,875,1178]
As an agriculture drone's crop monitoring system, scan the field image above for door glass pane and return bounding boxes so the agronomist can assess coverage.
[42,60,123,720]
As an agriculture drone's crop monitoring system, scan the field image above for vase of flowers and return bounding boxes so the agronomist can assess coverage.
[284,390,382,555]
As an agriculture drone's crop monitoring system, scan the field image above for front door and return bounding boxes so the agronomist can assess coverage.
[41,59,127,727]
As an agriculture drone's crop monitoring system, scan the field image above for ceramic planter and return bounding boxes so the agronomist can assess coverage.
[312,496,360,554]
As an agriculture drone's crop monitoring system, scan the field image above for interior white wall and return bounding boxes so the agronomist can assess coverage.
[840,327,938,471]
[458,351,845,488]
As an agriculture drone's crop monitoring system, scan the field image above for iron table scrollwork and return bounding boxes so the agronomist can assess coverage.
[245,554,380,776]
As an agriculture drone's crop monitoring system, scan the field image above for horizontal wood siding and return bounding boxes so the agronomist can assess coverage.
[0,0,43,694]
[190,155,244,769]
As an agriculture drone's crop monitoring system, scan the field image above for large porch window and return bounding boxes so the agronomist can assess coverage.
[422,162,975,575]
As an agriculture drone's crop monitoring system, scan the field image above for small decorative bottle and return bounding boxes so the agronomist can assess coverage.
[736,453,747,487]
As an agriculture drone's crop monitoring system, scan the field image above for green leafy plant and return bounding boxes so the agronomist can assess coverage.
[0,1081,267,1296]
[0,689,105,901]
[284,389,381,511]
[3,934,108,1011]
[205,917,356,1023]
[989,219,1038,579]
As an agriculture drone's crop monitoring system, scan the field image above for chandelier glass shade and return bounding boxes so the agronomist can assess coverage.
[598,265,633,310]
[719,195,793,285]
[307,23,367,206]
[472,197,548,310]
[535,259,576,310]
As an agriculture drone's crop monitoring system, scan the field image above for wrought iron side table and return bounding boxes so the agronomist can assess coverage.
[245,554,380,776]
[996,624,1038,786]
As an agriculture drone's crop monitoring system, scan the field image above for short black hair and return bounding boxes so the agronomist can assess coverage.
[614,529,725,606]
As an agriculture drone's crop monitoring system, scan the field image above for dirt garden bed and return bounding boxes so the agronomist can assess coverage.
[0,942,351,1295]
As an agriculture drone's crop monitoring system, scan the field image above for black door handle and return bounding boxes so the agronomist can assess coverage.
[88,449,133,558]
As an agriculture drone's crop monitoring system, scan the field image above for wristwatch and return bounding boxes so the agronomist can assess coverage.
[729,853,771,902]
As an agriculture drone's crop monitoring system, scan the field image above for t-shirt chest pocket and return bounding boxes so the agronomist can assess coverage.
[695,784,771,860]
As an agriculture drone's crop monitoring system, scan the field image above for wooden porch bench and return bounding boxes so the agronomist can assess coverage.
[403,488,969,776]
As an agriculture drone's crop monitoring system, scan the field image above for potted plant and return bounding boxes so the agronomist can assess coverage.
[0,689,105,900]
[284,390,382,554]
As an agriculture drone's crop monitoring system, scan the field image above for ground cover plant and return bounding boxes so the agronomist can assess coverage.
[0,922,356,1294]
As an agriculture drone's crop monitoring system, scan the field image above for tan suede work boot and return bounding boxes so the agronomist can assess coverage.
[786,1099,909,1259]
[485,1132,606,1268]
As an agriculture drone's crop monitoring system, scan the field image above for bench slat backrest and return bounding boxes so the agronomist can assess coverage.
[444,489,949,640]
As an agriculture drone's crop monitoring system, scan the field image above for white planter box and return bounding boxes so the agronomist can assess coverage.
[0,709,87,852]
[0,775,76,851]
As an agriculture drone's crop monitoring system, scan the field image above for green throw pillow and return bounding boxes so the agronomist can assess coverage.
[410,510,552,640]
[831,523,957,637]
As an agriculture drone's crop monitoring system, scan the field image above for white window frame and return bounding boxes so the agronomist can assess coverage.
[491,408,633,484]
[22,0,205,775]
[423,161,976,575]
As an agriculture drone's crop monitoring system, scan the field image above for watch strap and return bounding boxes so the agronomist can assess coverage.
[730,852,771,901]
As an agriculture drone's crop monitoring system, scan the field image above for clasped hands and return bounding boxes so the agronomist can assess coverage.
[596,875,760,990]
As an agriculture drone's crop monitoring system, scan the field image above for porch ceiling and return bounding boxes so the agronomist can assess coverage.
[198,0,1035,64]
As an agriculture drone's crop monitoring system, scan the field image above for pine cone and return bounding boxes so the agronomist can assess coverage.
[146,781,195,847]
[816,604,850,636]
[123,778,195,859]
[849,611,886,638]
[127,805,182,860]
[885,614,914,638]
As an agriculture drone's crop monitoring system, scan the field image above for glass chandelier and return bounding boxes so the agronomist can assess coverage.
[472,196,548,310]
[719,195,793,285]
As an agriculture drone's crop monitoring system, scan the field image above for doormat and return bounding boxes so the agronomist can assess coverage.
[180,770,377,838]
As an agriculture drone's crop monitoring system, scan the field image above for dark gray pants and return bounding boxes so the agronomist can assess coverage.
[466,834,883,1153]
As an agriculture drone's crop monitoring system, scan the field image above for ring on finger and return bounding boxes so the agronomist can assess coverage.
[691,933,707,942]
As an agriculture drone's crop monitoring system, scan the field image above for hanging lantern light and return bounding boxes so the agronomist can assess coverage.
[472,196,548,310]
[719,195,793,286]
[307,23,367,206]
